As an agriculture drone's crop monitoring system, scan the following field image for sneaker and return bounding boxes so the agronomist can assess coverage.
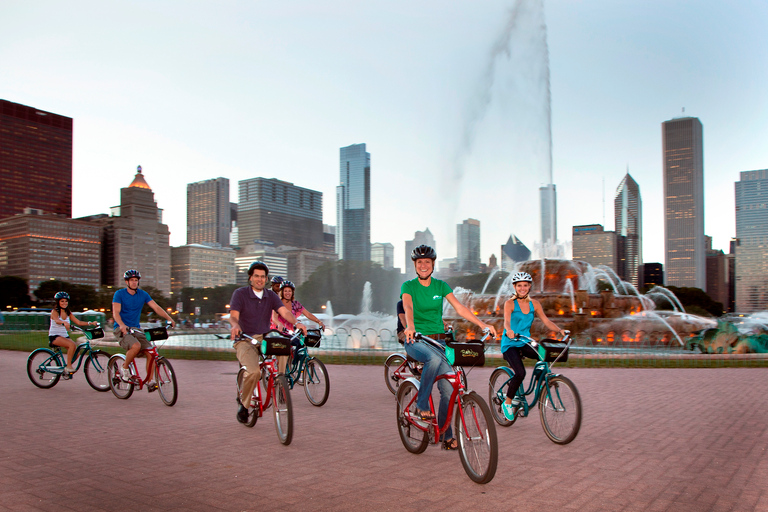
[120,366,132,381]
[236,404,249,423]
[297,376,304,386]
[147,381,158,392]
[502,398,522,421]
[65,366,76,374]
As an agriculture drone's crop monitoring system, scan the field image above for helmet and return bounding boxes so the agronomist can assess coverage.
[411,244,437,261]
[248,261,269,276]
[281,280,295,290]
[123,269,141,280]
[270,276,284,285]
[511,272,533,284]
[54,291,70,300]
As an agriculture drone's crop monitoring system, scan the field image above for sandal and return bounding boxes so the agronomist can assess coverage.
[442,438,458,450]
[413,408,435,421]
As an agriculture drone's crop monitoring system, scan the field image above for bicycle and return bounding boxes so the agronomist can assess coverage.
[395,331,498,484]
[107,325,178,406]
[488,331,582,444]
[236,332,293,445]
[282,328,330,407]
[26,324,110,391]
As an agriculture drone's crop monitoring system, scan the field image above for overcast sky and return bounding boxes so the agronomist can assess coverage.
[2,0,766,271]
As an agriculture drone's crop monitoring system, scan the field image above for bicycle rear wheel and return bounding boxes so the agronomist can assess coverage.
[156,357,178,406]
[395,381,429,454]
[488,368,515,427]
[236,367,259,427]
[539,375,581,445]
[26,349,63,389]
[272,375,293,445]
[84,350,110,391]
[304,358,329,406]
[108,355,134,399]
[384,353,410,395]
[456,391,498,484]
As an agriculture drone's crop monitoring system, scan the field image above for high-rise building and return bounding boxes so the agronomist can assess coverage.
[0,100,73,219]
[170,244,236,295]
[614,172,642,288]
[371,242,394,270]
[572,225,619,271]
[639,263,664,289]
[734,169,768,312]
[336,143,371,261]
[405,228,435,278]
[275,246,338,286]
[102,167,171,295]
[501,235,531,273]
[540,183,557,246]
[234,243,288,287]
[704,236,727,310]
[0,210,101,292]
[238,178,323,250]
[457,219,481,273]
[662,116,705,288]
[187,178,231,246]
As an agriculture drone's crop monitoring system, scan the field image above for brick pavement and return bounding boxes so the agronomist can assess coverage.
[1,349,767,511]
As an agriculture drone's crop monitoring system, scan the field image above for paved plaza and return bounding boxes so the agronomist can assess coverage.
[1,349,767,511]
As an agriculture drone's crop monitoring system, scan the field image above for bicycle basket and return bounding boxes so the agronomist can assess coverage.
[261,332,292,356]
[540,339,569,363]
[144,327,168,342]
[84,327,104,340]
[445,341,485,367]
[303,329,322,348]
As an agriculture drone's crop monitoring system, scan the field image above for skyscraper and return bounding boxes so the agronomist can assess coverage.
[0,100,73,219]
[501,235,531,273]
[238,178,323,250]
[405,228,435,278]
[457,219,481,273]
[540,184,557,248]
[187,178,231,246]
[572,225,619,271]
[614,172,642,288]
[662,117,705,288]
[734,169,768,312]
[371,242,394,270]
[336,143,371,261]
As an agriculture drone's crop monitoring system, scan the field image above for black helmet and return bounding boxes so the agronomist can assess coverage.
[281,280,295,290]
[271,276,284,285]
[54,291,70,300]
[248,261,269,276]
[411,244,436,261]
[124,269,141,280]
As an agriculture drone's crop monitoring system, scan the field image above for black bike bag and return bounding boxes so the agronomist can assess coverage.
[540,339,569,363]
[445,341,485,367]
[303,329,322,348]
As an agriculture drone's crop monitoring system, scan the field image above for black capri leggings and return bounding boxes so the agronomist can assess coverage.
[502,344,540,399]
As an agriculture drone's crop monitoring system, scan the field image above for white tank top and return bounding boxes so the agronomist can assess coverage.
[49,311,71,337]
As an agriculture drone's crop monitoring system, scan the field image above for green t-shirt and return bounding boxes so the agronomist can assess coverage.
[400,278,452,334]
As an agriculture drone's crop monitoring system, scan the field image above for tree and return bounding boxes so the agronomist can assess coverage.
[0,275,31,308]
[663,286,724,317]
[34,280,99,311]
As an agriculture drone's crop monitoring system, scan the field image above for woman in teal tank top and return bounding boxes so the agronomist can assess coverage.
[500,272,564,421]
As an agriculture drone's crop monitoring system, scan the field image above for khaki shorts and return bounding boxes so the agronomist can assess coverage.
[116,329,152,351]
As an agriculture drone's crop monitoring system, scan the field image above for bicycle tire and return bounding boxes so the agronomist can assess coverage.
[384,353,409,395]
[84,350,110,392]
[26,349,63,389]
[236,367,259,427]
[488,368,515,427]
[156,357,178,406]
[456,391,498,484]
[395,380,429,454]
[273,375,293,445]
[539,375,582,445]
[108,354,134,399]
[304,358,330,406]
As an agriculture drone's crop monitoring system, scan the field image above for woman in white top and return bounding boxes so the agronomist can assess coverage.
[49,291,96,374]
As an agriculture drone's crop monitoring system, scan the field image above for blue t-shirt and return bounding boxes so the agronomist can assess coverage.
[501,299,535,352]
[112,288,152,328]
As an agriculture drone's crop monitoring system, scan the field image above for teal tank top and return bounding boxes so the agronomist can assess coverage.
[501,299,535,352]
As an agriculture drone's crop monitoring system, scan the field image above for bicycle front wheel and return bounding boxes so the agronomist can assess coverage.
[384,353,409,395]
[156,357,178,406]
[304,358,329,406]
[456,391,498,484]
[395,381,429,454]
[84,350,110,391]
[272,375,293,445]
[27,349,63,389]
[539,375,581,445]
[108,355,134,399]
[488,368,515,427]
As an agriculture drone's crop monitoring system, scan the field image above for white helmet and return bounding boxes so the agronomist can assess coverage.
[511,272,532,284]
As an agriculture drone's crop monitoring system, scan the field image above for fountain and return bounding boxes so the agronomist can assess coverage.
[331,282,396,349]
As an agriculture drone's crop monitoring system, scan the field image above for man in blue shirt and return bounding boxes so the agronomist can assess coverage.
[113,269,176,389]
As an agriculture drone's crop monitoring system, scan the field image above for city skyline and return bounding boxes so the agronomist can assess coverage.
[2,1,766,270]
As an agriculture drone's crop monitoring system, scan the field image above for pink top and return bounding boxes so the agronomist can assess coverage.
[274,300,304,332]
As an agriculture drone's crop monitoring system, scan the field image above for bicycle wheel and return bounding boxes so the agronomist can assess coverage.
[456,391,498,484]
[108,355,134,399]
[304,358,330,406]
[272,375,293,445]
[236,368,259,427]
[84,350,110,392]
[539,375,582,445]
[26,349,63,389]
[488,368,515,427]
[395,381,429,454]
[384,353,409,395]
[156,357,178,406]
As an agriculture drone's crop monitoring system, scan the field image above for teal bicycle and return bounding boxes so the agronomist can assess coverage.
[26,324,110,391]
[488,331,582,444]
[283,329,330,407]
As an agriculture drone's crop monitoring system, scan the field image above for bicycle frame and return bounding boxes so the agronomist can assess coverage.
[43,336,102,376]
[237,333,280,415]
[123,327,167,390]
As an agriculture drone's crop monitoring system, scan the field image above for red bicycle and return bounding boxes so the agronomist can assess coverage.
[107,326,178,406]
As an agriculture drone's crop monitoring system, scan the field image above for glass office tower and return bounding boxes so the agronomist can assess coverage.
[337,143,371,261]
[734,169,768,312]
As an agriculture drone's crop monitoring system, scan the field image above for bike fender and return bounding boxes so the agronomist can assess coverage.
[402,376,421,390]
[496,366,515,378]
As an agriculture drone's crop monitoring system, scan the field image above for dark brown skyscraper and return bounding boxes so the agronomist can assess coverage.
[0,100,73,219]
